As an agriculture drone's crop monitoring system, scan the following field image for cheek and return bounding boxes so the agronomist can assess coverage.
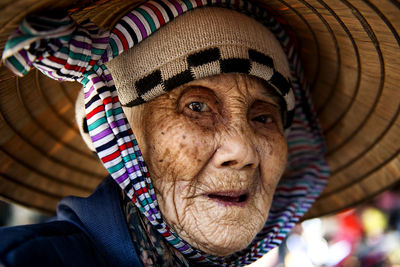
[144,110,216,185]
[259,135,288,194]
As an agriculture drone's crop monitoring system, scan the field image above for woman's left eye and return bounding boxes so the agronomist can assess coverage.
[252,115,273,124]
[187,102,210,112]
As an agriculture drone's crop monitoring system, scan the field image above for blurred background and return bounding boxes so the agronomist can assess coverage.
[2,185,400,267]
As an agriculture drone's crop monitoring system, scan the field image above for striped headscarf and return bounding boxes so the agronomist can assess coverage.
[2,0,330,265]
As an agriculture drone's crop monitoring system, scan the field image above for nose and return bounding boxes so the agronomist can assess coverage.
[212,131,260,170]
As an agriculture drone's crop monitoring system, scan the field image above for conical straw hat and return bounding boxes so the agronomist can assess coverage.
[0,0,398,217]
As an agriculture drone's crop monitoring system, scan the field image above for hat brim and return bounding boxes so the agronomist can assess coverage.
[0,0,399,217]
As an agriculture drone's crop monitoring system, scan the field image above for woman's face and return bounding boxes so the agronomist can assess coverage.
[124,73,287,256]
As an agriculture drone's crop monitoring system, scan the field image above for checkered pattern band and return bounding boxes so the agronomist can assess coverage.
[128,47,294,128]
[2,0,330,265]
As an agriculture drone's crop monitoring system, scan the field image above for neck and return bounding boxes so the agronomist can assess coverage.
[121,191,190,267]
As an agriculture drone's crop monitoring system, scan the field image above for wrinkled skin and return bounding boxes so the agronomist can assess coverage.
[123,73,287,256]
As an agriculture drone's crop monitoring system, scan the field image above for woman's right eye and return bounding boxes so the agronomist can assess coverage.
[187,102,210,112]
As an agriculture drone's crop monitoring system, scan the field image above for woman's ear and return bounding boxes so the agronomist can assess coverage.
[75,88,96,152]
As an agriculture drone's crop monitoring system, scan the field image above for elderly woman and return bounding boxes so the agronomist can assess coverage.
[1,0,399,266]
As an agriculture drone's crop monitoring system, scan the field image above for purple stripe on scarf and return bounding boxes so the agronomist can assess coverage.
[147,206,155,216]
[125,164,135,174]
[101,73,113,82]
[134,164,141,171]
[92,74,113,84]
[147,213,155,221]
[54,38,63,48]
[84,85,95,99]
[127,13,147,40]
[101,52,108,63]
[19,50,31,65]
[91,127,113,142]
[92,37,110,43]
[70,39,91,50]
[168,0,183,14]
[109,118,126,128]
[116,171,129,183]
[179,243,190,252]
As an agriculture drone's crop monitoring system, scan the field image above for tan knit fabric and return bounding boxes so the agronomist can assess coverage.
[106,7,292,107]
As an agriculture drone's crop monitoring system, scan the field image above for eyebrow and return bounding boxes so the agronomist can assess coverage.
[179,84,217,98]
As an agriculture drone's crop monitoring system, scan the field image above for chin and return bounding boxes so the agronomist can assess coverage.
[196,216,266,256]
[172,193,270,257]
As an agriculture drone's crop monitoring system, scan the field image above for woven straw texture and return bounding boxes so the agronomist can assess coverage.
[0,0,399,218]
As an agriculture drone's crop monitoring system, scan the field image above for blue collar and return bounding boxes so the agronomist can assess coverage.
[56,176,143,267]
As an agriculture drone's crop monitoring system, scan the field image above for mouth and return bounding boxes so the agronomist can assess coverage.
[206,191,249,207]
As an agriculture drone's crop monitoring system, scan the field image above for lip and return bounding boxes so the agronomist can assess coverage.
[205,191,249,207]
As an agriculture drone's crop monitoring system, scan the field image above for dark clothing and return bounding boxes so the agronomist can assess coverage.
[0,177,143,267]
